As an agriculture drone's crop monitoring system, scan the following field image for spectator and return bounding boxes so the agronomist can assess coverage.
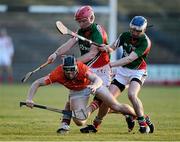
[0,28,14,84]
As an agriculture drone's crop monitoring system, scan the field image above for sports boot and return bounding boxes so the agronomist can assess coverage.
[80,125,97,133]
[56,122,70,134]
[138,120,150,134]
[145,115,154,133]
[125,115,135,132]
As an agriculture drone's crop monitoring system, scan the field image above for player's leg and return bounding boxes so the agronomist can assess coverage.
[109,79,136,132]
[80,65,112,133]
[69,88,94,127]
[57,88,90,134]
[95,86,137,117]
[6,65,13,83]
[0,57,4,83]
[0,66,3,83]
[80,79,133,133]
[128,79,150,133]
[93,80,125,129]
[4,57,13,83]
[70,96,89,126]
[81,87,135,131]
[56,101,71,134]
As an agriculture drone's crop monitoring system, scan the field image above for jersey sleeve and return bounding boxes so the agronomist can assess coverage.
[113,34,122,48]
[134,40,149,57]
[91,25,105,44]
[78,61,90,76]
[44,66,61,85]
[114,32,129,49]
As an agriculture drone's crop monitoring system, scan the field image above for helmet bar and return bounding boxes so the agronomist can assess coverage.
[63,55,77,72]
[63,65,77,72]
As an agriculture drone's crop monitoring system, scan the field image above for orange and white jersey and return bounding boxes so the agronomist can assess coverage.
[45,61,91,91]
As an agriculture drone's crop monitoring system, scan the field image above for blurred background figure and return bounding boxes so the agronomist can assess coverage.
[0,28,14,84]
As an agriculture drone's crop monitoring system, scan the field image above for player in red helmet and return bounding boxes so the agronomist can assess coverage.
[74,5,95,23]
[47,5,112,134]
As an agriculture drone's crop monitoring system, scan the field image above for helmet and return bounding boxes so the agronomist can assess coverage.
[129,16,147,31]
[74,5,94,21]
[63,55,77,72]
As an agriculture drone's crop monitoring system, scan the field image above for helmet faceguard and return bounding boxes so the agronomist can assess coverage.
[129,16,147,32]
[74,5,95,23]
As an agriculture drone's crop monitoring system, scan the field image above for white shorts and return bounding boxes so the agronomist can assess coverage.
[114,66,147,86]
[69,88,92,100]
[91,64,112,87]
[0,55,11,66]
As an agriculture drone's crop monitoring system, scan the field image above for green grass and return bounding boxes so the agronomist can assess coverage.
[0,84,180,141]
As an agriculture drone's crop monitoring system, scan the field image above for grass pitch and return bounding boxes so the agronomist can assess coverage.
[0,84,180,141]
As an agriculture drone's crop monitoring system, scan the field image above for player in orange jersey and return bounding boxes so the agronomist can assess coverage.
[25,55,137,131]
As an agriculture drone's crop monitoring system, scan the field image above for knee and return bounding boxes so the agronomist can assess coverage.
[109,104,120,112]
[73,118,86,126]
[128,91,137,101]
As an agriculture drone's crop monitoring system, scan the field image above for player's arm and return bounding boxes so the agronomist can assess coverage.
[110,38,150,67]
[86,70,103,93]
[26,77,48,108]
[98,43,116,53]
[98,36,122,53]
[110,52,138,67]
[77,28,108,63]
[48,38,77,63]
[77,44,99,63]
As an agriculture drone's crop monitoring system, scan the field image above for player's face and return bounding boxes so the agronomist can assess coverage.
[64,70,77,80]
[76,18,91,29]
[130,28,145,38]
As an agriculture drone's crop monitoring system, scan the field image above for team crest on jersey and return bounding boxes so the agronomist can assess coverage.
[123,43,136,57]
[79,44,90,51]
[124,43,127,47]
[129,44,136,51]
[123,49,129,57]
[124,43,136,52]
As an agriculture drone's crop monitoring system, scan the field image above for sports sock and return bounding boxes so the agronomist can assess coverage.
[137,116,147,127]
[89,100,101,113]
[93,116,103,129]
[61,118,71,125]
